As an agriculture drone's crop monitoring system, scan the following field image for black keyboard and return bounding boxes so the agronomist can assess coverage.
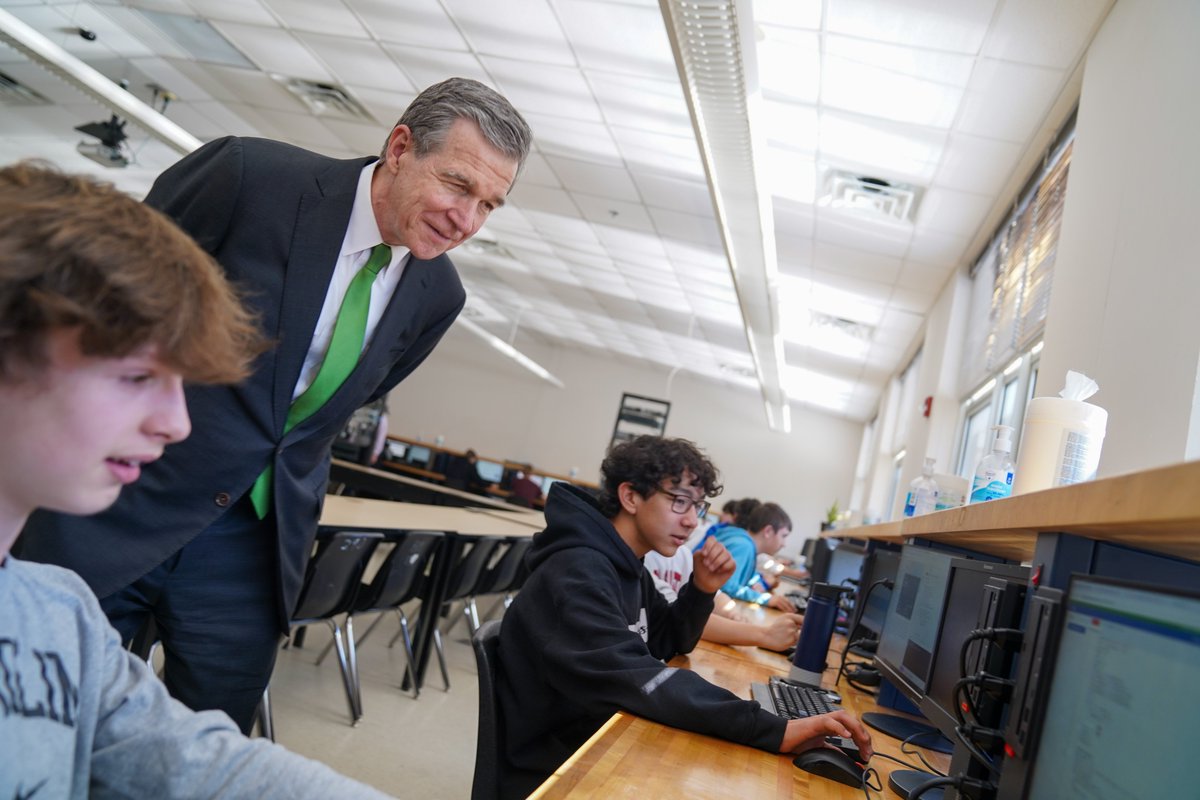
[767,677,839,719]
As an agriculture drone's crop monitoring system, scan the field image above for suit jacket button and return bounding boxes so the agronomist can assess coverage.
[214,492,231,507]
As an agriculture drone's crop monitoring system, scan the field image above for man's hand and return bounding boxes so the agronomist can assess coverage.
[754,614,803,651]
[692,537,736,594]
[780,711,873,761]
[766,594,798,613]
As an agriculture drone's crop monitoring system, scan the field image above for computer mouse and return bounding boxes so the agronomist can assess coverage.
[792,746,865,789]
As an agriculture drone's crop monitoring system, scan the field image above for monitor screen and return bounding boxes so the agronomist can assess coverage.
[826,543,866,589]
[1023,576,1200,799]
[475,459,504,483]
[875,544,955,698]
[406,445,431,467]
[853,548,900,637]
[541,477,562,494]
[807,539,834,583]
[384,441,407,461]
[921,559,1028,739]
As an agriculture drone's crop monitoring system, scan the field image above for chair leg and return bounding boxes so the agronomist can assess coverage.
[257,686,275,741]
[395,608,420,699]
[345,614,362,720]
[432,626,451,691]
[465,597,482,635]
[326,619,362,726]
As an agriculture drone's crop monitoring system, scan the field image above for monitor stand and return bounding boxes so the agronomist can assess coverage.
[860,712,954,754]
[888,769,944,800]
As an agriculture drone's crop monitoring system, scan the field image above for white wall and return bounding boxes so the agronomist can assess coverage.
[387,324,862,542]
[1039,0,1200,475]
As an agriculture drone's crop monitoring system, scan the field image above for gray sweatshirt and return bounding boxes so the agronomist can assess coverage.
[0,557,394,799]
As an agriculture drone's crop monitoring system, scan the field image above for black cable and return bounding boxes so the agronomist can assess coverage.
[899,735,948,777]
[860,765,884,798]
[959,627,1023,681]
[908,776,959,800]
[954,725,1002,777]
[871,752,932,773]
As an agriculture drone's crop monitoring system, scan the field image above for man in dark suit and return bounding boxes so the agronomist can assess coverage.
[18,77,532,732]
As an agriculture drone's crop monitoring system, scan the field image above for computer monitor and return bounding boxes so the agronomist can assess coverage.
[875,544,956,700]
[806,539,834,584]
[406,445,432,468]
[999,575,1200,799]
[475,459,504,484]
[541,476,563,495]
[825,543,865,589]
[850,547,901,640]
[919,559,1029,740]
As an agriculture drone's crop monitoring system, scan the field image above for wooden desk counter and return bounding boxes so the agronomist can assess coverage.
[823,459,1200,564]
[320,495,543,537]
[532,635,947,799]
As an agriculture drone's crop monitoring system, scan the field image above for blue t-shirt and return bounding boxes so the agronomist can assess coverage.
[710,527,770,604]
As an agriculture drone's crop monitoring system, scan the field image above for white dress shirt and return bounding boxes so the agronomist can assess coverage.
[292,162,410,400]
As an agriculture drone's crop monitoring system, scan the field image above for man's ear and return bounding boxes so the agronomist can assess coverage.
[385,125,414,168]
[617,482,641,516]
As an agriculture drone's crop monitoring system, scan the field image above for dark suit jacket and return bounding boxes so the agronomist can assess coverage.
[19,137,465,620]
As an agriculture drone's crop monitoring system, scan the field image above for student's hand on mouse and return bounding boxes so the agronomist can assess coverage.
[692,538,736,594]
[766,594,798,613]
[757,614,803,650]
[781,711,873,761]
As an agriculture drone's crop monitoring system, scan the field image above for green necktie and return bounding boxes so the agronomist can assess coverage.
[249,243,392,519]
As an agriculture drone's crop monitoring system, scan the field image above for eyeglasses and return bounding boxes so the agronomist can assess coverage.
[664,492,710,518]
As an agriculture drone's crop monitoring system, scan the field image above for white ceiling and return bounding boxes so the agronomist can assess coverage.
[0,0,1113,422]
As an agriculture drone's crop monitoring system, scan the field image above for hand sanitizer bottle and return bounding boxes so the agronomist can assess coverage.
[904,457,940,517]
[971,425,1016,503]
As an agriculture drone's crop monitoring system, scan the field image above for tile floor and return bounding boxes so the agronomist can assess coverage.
[267,603,484,798]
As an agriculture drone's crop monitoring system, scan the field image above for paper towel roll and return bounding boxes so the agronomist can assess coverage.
[1013,397,1108,495]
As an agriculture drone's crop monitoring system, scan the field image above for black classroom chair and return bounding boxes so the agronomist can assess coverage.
[317,531,440,699]
[275,530,382,727]
[470,619,504,800]
[471,537,533,625]
[421,536,502,689]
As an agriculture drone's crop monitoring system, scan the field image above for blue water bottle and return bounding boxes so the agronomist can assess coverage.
[790,583,850,686]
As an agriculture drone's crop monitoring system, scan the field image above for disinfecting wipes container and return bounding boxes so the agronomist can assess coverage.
[1013,396,1107,495]
[934,473,969,511]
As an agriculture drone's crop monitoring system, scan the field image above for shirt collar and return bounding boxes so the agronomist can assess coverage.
[342,161,390,260]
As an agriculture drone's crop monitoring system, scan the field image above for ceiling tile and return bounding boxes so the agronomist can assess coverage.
[346,85,414,128]
[818,111,946,185]
[633,172,713,217]
[822,35,972,129]
[573,193,655,233]
[815,209,912,258]
[508,183,577,216]
[595,226,668,260]
[752,0,822,29]
[182,0,277,25]
[484,55,603,123]
[261,0,367,38]
[761,100,819,154]
[814,241,903,284]
[523,112,621,161]
[319,116,388,154]
[981,0,1110,69]
[905,229,970,268]
[545,155,639,202]
[586,71,692,138]
[764,148,818,203]
[955,59,1066,144]
[932,133,1024,194]
[344,0,467,50]
[895,260,950,295]
[826,0,998,53]
[649,207,722,249]
[554,0,677,80]
[914,186,992,237]
[443,0,574,65]
[212,20,331,79]
[888,285,937,315]
[380,43,488,89]
[609,125,704,179]
[810,269,892,317]
[296,32,415,93]
[514,152,562,189]
[757,25,820,104]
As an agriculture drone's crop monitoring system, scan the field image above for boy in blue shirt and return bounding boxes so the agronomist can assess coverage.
[712,501,799,612]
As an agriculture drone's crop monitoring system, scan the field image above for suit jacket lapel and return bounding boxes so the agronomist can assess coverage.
[270,157,374,434]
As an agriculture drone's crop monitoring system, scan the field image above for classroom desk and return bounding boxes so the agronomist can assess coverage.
[330,458,529,514]
[532,612,947,799]
[319,495,543,688]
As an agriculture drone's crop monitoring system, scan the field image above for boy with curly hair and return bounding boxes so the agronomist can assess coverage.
[0,162,391,798]
[495,435,871,799]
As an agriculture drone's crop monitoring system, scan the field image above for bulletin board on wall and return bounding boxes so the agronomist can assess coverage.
[610,392,671,448]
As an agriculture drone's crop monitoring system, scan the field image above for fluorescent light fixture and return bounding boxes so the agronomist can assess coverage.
[781,402,792,433]
[456,317,564,389]
[780,365,855,411]
[969,378,997,405]
[1030,340,1045,356]
[894,448,907,463]
[1003,356,1023,377]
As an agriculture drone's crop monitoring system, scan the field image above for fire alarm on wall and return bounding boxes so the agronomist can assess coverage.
[922,396,933,418]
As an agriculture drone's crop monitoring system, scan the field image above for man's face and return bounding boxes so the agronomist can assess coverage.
[759,524,791,556]
[0,328,190,520]
[372,118,518,260]
[625,472,704,558]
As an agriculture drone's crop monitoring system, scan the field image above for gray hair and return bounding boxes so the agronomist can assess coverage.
[381,77,532,172]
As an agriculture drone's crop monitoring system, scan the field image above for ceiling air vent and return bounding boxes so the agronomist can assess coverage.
[272,76,375,122]
[810,311,874,340]
[823,171,920,223]
[0,69,50,106]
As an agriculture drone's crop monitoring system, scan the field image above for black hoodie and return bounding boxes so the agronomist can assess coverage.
[495,484,787,798]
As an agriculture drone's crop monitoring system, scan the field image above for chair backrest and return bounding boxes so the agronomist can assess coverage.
[291,531,382,623]
[356,531,441,612]
[478,538,533,596]
[471,619,504,800]
[441,537,503,603]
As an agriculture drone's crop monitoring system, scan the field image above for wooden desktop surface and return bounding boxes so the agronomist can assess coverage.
[320,495,544,537]
[532,609,947,799]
